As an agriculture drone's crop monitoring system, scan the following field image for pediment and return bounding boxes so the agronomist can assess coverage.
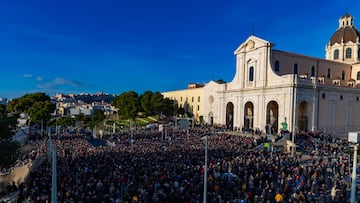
[234,35,273,55]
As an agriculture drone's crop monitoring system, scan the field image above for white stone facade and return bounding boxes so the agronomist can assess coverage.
[163,13,360,137]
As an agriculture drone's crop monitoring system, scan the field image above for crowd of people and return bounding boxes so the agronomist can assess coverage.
[1,126,355,202]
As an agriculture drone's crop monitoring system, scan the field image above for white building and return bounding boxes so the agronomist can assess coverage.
[163,13,360,137]
[69,107,93,116]
[0,98,7,105]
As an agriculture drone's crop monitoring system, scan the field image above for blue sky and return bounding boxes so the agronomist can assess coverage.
[1,0,359,99]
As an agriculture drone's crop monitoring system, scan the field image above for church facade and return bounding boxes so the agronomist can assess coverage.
[163,13,360,136]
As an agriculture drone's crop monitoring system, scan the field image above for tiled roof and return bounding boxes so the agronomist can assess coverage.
[330,26,360,45]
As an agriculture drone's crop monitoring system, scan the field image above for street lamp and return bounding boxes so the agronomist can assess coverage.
[203,131,209,203]
[348,132,360,203]
[130,120,133,149]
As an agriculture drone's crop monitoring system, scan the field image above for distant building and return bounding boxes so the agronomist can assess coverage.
[0,98,7,105]
[162,13,360,136]
[69,107,93,116]
[188,83,205,89]
[162,85,204,121]
[53,92,116,117]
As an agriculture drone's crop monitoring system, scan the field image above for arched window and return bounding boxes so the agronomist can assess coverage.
[357,71,360,80]
[341,71,346,80]
[334,49,339,60]
[293,63,298,74]
[358,48,360,60]
[327,68,331,78]
[275,60,280,71]
[346,48,352,58]
[311,66,315,77]
[249,66,254,82]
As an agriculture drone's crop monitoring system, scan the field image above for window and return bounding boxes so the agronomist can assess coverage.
[334,49,339,59]
[192,97,194,102]
[348,80,354,87]
[357,71,360,80]
[346,48,352,58]
[293,63,298,74]
[197,105,199,111]
[327,69,331,78]
[311,66,315,77]
[357,96,359,101]
[358,48,360,60]
[249,66,254,81]
[180,97,182,101]
[322,93,326,99]
[340,95,343,100]
[275,60,280,71]
[341,71,346,80]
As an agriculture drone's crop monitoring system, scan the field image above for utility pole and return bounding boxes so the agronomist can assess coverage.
[203,132,208,203]
[48,127,51,163]
[113,122,116,134]
[51,145,57,203]
[348,132,359,203]
[350,144,358,203]
[130,120,133,150]
[41,119,44,136]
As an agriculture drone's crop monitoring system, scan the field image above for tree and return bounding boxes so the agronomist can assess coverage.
[150,92,166,114]
[0,104,20,168]
[27,100,55,126]
[7,93,49,112]
[177,106,185,116]
[0,104,17,141]
[140,91,153,116]
[75,113,86,123]
[0,104,6,118]
[7,93,55,128]
[74,113,87,133]
[162,98,176,117]
[112,91,140,121]
[56,116,76,127]
[91,109,105,128]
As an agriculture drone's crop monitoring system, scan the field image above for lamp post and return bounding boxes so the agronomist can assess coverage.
[348,132,360,203]
[51,145,57,203]
[113,122,116,134]
[350,144,358,203]
[203,132,209,203]
[48,127,51,163]
[130,120,134,150]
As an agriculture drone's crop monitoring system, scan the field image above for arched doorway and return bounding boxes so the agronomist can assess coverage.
[226,102,234,130]
[244,102,254,130]
[266,101,279,135]
[298,101,308,131]
[208,112,214,125]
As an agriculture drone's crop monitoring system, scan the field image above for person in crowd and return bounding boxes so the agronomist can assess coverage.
[8,126,351,203]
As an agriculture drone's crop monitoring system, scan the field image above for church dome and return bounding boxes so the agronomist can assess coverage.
[329,26,360,45]
[328,13,360,46]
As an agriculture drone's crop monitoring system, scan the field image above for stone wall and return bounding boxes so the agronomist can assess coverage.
[0,156,44,190]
